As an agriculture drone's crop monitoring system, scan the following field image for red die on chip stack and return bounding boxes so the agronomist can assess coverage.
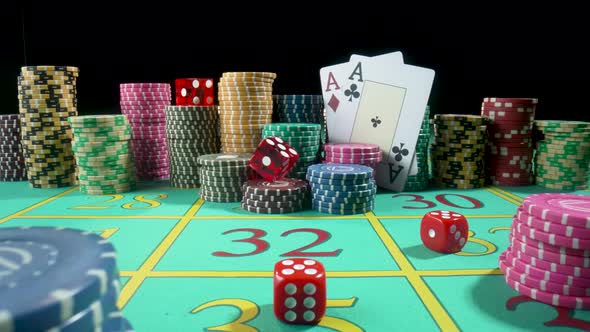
[249,136,299,182]
[274,258,326,324]
[420,210,469,253]
[174,78,214,106]
[481,97,537,186]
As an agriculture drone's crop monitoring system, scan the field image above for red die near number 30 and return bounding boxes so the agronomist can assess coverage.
[174,78,214,106]
[420,210,469,253]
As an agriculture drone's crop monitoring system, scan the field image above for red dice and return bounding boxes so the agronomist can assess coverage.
[249,137,299,182]
[420,210,469,253]
[174,78,214,106]
[274,258,326,324]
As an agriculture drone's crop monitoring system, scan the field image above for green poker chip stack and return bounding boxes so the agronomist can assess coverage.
[197,153,251,202]
[262,123,321,180]
[68,115,137,195]
[533,120,590,191]
[404,105,431,192]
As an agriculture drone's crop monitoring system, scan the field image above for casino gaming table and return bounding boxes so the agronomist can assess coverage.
[1,181,589,331]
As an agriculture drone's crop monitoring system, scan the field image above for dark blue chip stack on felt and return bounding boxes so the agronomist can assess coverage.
[306,163,376,215]
[0,114,27,181]
[272,95,326,144]
[0,227,134,331]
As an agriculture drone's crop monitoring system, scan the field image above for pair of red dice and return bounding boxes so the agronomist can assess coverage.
[174,78,215,106]
[249,137,300,182]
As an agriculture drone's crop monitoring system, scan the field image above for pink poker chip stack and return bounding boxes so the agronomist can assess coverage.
[498,193,590,309]
[322,143,382,174]
[481,97,537,186]
[119,83,171,180]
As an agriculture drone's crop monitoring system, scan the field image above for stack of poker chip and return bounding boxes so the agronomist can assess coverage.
[262,123,321,179]
[197,153,251,202]
[17,65,79,188]
[165,105,221,188]
[322,143,381,175]
[241,178,309,214]
[272,95,326,143]
[533,120,590,191]
[69,115,136,195]
[498,193,590,310]
[119,83,171,180]
[0,114,27,181]
[218,72,276,153]
[307,164,376,215]
[431,114,488,189]
[0,226,133,331]
[404,105,432,191]
[481,97,537,186]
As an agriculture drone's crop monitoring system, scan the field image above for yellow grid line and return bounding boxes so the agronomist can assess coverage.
[0,187,79,224]
[117,198,204,308]
[485,187,521,206]
[489,186,524,204]
[364,211,459,331]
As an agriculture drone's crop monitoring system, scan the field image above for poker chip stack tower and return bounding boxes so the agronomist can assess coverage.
[431,114,488,189]
[119,83,171,181]
[241,178,309,214]
[69,115,137,195]
[272,95,326,144]
[218,72,276,153]
[165,105,221,188]
[322,143,382,175]
[262,123,322,180]
[404,105,432,191]
[481,97,537,186]
[533,120,590,191]
[499,193,590,310]
[17,66,78,188]
[0,114,27,181]
[197,153,251,202]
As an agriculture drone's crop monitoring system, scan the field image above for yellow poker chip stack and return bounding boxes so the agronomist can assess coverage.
[218,72,276,153]
[17,66,79,188]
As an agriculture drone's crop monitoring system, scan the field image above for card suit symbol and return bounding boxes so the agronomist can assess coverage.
[344,84,360,101]
[371,116,381,128]
[328,94,340,112]
[392,143,409,162]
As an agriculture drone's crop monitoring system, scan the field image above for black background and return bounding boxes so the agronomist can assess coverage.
[1,5,586,121]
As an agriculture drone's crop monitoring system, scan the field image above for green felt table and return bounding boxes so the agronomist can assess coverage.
[1,182,589,331]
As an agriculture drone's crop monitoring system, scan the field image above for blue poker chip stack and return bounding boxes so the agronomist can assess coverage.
[0,227,134,331]
[306,163,376,215]
[272,95,327,144]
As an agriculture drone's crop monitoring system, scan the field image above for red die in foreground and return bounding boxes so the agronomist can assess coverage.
[249,137,299,182]
[420,210,469,253]
[174,78,214,106]
[274,258,326,324]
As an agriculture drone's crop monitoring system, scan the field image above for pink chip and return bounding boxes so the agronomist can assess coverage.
[515,207,590,240]
[510,228,590,258]
[509,247,590,278]
[504,275,590,310]
[522,193,590,229]
[512,216,590,250]
[323,143,380,154]
[120,83,171,90]
[509,236,590,268]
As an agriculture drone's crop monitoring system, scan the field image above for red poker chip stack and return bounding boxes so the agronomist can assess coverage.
[322,143,382,174]
[481,97,537,186]
[119,83,171,180]
[498,193,590,310]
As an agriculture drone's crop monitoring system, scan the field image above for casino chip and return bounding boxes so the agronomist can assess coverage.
[261,123,321,180]
[323,143,381,180]
[197,153,252,202]
[0,114,27,181]
[404,105,431,191]
[272,95,326,144]
[69,115,137,195]
[165,106,221,188]
[219,73,276,154]
[241,178,309,214]
[119,83,171,180]
[481,97,537,186]
[431,114,489,189]
[498,193,590,309]
[533,120,590,191]
[306,163,376,215]
[17,66,79,188]
[0,226,130,331]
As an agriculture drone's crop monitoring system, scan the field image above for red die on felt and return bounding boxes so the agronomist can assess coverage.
[249,137,299,182]
[174,78,214,106]
[420,210,469,253]
[274,258,326,324]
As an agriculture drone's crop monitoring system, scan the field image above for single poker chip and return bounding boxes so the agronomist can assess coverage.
[306,163,373,180]
[0,227,118,331]
[241,202,301,214]
[197,153,250,167]
[306,175,370,186]
[521,194,590,229]
[243,178,309,196]
[313,204,374,215]
[310,180,376,192]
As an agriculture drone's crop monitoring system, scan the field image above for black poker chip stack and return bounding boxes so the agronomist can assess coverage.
[0,114,27,181]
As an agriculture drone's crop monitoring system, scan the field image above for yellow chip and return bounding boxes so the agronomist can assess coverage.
[222,72,276,79]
